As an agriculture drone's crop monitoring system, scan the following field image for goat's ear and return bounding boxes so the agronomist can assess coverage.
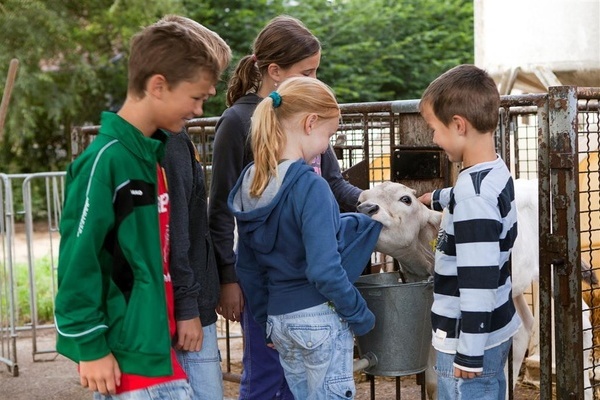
[419,212,441,250]
[427,210,442,229]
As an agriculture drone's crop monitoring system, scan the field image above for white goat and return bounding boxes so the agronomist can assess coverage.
[357,179,593,399]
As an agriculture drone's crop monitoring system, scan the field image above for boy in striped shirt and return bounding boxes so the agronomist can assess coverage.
[418,64,521,400]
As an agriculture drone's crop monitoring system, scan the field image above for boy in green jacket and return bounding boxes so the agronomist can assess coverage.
[54,15,227,399]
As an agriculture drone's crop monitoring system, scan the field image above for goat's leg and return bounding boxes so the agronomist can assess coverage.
[583,298,593,400]
[511,293,535,386]
[425,345,437,400]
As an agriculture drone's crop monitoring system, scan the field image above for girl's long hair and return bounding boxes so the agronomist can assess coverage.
[226,15,320,107]
[250,77,339,197]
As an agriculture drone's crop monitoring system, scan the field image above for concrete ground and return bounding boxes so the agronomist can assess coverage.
[0,329,89,399]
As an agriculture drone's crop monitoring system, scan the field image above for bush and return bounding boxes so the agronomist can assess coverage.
[14,257,55,326]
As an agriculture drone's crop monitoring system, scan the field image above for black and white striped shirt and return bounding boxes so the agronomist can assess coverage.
[430,156,522,372]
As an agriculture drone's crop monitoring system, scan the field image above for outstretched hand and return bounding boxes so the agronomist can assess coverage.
[418,192,432,207]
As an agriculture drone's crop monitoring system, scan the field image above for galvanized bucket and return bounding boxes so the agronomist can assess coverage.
[355,272,433,376]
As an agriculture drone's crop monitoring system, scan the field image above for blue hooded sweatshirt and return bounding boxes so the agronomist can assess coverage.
[228,159,382,339]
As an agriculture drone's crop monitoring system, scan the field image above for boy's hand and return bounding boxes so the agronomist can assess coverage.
[217,283,244,322]
[176,317,203,351]
[418,192,432,207]
[454,366,481,379]
[79,353,121,395]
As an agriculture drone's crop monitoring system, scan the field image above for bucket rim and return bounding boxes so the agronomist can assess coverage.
[355,272,433,288]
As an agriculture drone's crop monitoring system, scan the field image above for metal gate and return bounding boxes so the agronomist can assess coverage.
[538,86,600,399]
[0,172,65,375]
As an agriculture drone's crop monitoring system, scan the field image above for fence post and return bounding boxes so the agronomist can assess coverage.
[0,173,19,376]
[543,85,583,399]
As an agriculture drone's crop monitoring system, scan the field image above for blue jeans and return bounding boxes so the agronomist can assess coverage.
[435,338,512,400]
[175,323,223,400]
[267,303,356,400]
[93,379,191,400]
[239,302,293,400]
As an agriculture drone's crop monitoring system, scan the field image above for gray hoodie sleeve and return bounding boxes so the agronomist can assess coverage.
[163,132,201,320]
[321,145,362,212]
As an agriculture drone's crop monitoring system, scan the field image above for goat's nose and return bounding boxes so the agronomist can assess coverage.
[357,203,379,216]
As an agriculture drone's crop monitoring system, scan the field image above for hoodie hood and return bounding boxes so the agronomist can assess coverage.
[229,159,309,254]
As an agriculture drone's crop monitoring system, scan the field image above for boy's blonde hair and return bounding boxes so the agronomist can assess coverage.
[420,64,500,133]
[128,15,231,97]
[250,77,339,197]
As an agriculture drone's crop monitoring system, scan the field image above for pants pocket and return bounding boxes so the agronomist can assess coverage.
[287,324,332,366]
[326,376,355,399]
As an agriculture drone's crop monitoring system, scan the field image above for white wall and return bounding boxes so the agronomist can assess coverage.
[475,0,600,76]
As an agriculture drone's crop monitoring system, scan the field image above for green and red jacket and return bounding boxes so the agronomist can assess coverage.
[55,112,174,377]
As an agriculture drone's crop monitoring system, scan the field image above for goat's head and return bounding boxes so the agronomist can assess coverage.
[357,181,442,281]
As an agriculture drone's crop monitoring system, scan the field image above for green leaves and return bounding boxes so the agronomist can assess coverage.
[0,0,473,173]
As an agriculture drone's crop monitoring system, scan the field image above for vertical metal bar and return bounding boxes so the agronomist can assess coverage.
[537,94,553,400]
[389,110,396,186]
[548,86,583,399]
[21,172,66,359]
[362,112,370,182]
[498,107,510,167]
[48,176,61,304]
[510,113,520,178]
[498,105,515,400]
[23,177,39,356]
[0,174,18,375]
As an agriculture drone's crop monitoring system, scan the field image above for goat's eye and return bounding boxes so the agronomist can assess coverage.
[399,195,412,205]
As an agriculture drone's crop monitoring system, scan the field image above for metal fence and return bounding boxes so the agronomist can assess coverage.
[2,87,600,399]
[0,172,65,377]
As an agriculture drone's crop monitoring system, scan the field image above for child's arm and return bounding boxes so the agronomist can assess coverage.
[321,145,362,211]
[79,353,121,395]
[162,133,203,352]
[235,238,270,338]
[55,167,117,363]
[209,113,248,322]
[431,187,452,211]
[301,179,375,335]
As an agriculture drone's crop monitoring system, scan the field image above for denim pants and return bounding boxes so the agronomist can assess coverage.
[239,301,293,400]
[267,303,356,400]
[175,322,223,400]
[93,379,191,400]
[435,338,512,400]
